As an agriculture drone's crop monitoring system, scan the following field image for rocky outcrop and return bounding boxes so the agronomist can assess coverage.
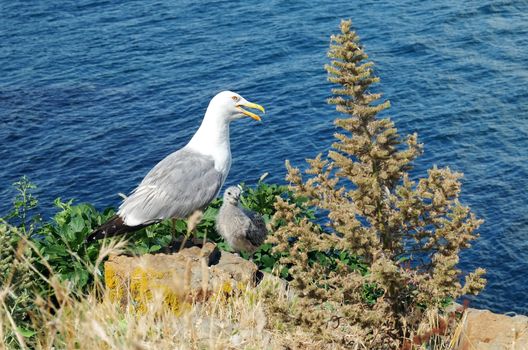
[458,308,528,350]
[104,239,258,312]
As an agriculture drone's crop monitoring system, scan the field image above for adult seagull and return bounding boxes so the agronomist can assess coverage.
[86,91,265,242]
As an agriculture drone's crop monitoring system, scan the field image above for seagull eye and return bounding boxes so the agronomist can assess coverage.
[231,96,239,102]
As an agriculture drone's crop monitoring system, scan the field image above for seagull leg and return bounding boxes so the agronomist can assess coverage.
[179,210,203,251]
[187,210,204,236]
[170,218,178,249]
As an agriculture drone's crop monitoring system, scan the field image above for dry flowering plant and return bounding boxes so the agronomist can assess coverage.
[269,19,486,349]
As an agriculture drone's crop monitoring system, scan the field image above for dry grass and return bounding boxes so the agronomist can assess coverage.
[0,236,297,349]
[27,283,274,349]
[0,232,468,350]
[400,308,466,350]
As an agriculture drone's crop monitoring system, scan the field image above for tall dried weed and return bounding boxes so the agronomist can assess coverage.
[269,20,486,349]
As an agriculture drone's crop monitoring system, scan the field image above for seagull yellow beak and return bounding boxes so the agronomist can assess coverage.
[236,101,265,122]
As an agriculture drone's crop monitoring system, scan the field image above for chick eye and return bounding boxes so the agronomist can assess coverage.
[231,96,239,102]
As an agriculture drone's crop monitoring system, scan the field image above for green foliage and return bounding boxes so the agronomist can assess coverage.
[3,176,41,235]
[128,219,177,255]
[1,177,302,295]
[0,223,40,347]
[34,199,115,292]
[240,180,288,219]
[0,179,44,347]
[239,181,292,274]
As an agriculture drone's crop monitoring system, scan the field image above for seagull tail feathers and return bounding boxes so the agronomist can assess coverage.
[85,215,146,243]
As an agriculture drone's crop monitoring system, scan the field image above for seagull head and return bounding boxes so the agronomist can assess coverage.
[223,186,241,205]
[209,91,265,122]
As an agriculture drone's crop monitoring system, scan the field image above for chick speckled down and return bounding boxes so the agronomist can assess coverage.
[216,186,267,254]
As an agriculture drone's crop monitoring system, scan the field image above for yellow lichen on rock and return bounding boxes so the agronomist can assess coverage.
[128,266,184,314]
[103,260,126,307]
[103,242,259,314]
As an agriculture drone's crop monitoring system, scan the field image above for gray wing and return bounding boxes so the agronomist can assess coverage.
[242,209,268,247]
[118,148,223,226]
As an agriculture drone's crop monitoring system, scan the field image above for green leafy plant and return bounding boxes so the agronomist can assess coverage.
[0,178,44,347]
[127,220,177,255]
[3,176,41,235]
[34,199,115,292]
[239,181,291,274]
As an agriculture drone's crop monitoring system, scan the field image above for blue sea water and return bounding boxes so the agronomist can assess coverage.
[1,0,527,314]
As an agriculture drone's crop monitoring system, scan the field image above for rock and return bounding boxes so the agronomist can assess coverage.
[104,241,259,312]
[458,308,528,350]
[211,250,258,284]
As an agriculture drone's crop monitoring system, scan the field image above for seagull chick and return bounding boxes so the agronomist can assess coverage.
[216,186,268,255]
[86,91,265,242]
